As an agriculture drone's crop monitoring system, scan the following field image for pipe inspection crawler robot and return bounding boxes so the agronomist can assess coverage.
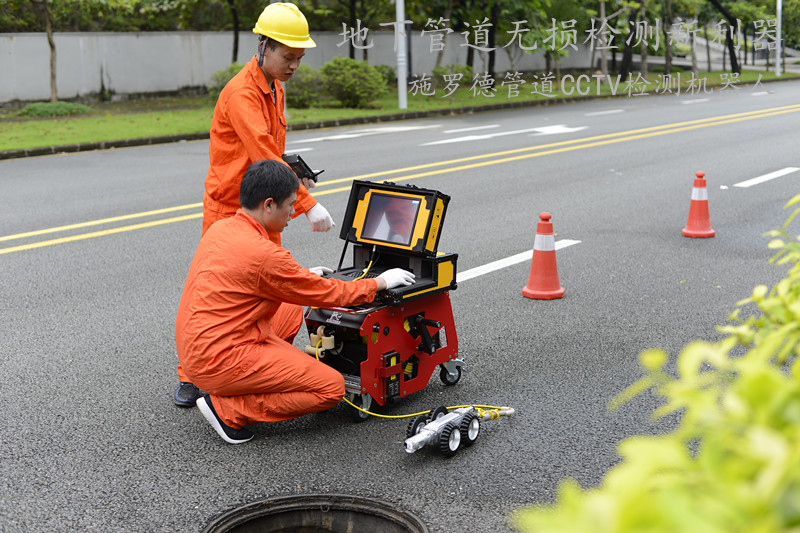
[304,180,463,421]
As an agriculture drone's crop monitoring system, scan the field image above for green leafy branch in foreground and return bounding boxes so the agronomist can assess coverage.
[514,194,800,533]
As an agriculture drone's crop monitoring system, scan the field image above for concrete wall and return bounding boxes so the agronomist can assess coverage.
[0,31,591,103]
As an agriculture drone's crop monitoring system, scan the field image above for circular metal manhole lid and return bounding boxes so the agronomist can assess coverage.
[203,494,429,533]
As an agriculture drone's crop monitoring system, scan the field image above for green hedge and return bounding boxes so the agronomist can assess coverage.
[285,64,325,109]
[18,101,94,117]
[514,194,800,533]
[208,62,244,99]
[209,58,388,109]
[320,56,387,109]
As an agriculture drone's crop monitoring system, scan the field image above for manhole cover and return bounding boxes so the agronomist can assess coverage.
[203,494,428,533]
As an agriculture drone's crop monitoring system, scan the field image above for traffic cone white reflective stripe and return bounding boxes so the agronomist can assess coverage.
[522,212,565,300]
[533,233,556,252]
[682,171,715,238]
[691,186,708,201]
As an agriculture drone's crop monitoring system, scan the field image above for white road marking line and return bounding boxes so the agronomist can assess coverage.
[457,240,581,282]
[421,125,587,146]
[751,91,770,96]
[530,125,588,135]
[287,147,314,153]
[444,124,501,134]
[734,167,800,188]
[288,125,441,144]
[681,98,710,105]
[585,109,624,116]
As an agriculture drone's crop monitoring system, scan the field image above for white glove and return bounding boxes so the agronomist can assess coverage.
[305,203,335,232]
[378,268,416,290]
[309,266,333,277]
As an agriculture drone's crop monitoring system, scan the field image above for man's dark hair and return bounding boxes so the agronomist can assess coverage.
[258,35,282,52]
[257,36,283,67]
[239,160,299,209]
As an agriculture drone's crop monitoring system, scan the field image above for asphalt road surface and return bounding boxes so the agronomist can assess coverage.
[1,79,799,532]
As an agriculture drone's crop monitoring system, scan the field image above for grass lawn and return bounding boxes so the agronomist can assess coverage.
[1,69,796,152]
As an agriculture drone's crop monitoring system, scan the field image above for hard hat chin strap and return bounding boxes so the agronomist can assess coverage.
[257,37,267,67]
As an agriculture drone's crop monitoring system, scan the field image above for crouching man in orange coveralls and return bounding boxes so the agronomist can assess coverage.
[175,160,415,444]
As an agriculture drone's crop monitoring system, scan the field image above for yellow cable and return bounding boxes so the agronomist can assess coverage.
[352,260,374,281]
[315,328,508,420]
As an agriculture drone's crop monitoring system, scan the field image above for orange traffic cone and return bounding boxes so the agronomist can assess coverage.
[522,212,565,300]
[682,171,715,238]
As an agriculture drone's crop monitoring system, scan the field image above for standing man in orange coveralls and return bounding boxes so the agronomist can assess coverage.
[174,2,335,406]
[176,160,415,444]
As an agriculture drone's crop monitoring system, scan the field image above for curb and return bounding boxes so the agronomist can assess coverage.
[0,76,794,161]
[0,94,598,161]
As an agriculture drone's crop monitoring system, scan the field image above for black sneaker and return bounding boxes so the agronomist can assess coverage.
[196,395,254,444]
[173,382,202,407]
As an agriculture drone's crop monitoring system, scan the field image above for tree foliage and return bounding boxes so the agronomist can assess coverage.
[514,194,800,533]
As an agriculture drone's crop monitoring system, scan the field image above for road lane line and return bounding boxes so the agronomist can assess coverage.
[0,213,203,255]
[315,106,800,197]
[4,103,799,255]
[585,109,624,116]
[0,202,202,243]
[443,124,501,134]
[458,240,581,282]
[422,126,557,145]
[734,167,800,188]
[315,103,800,187]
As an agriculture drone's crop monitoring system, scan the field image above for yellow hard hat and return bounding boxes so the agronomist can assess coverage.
[253,3,316,48]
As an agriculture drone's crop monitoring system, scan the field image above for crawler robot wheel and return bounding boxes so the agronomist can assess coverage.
[348,393,372,423]
[459,411,480,446]
[406,415,428,439]
[428,405,448,422]
[438,421,461,457]
[439,364,462,386]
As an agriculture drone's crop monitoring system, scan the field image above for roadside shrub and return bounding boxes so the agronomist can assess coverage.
[514,194,800,533]
[373,64,396,87]
[431,63,474,90]
[320,56,387,108]
[207,62,244,99]
[285,64,325,109]
[18,101,94,117]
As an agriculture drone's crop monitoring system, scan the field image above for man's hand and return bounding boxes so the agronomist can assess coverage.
[377,268,416,290]
[305,203,335,232]
[309,266,333,277]
[301,177,316,190]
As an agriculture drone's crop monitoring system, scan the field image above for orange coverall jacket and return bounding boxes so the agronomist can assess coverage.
[203,55,316,238]
[176,210,378,428]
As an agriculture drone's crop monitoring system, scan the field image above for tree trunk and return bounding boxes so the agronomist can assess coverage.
[619,7,637,78]
[487,2,497,87]
[33,0,58,102]
[555,54,561,84]
[227,0,239,64]
[599,0,608,75]
[434,0,453,70]
[663,0,672,76]
[640,1,648,77]
[704,25,712,71]
[46,7,56,102]
[349,0,356,59]
[742,26,747,65]
[706,0,740,72]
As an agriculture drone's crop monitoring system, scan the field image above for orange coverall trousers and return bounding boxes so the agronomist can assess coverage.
[184,302,344,429]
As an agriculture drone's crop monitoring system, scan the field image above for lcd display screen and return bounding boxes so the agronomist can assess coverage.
[361,193,421,246]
